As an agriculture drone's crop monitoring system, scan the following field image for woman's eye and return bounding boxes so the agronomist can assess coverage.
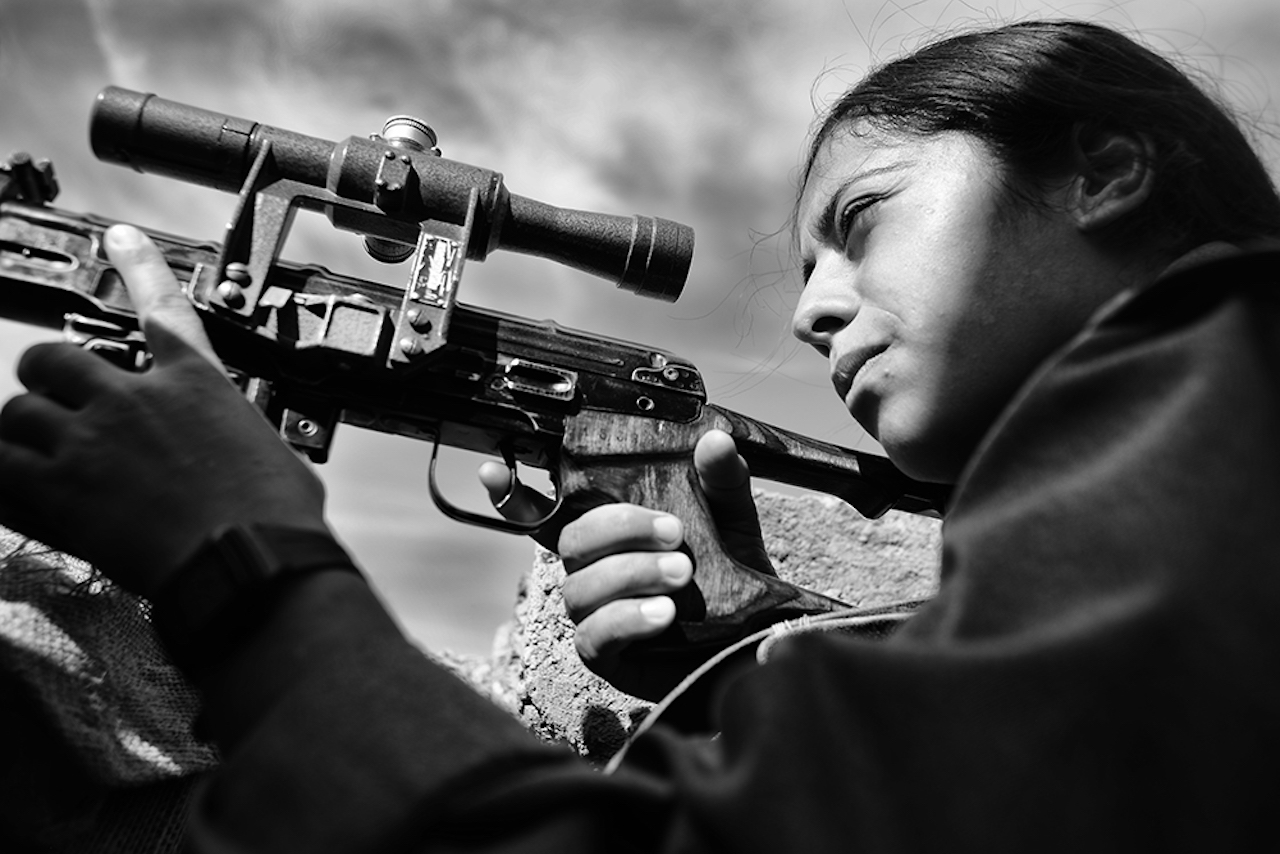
[837,195,882,244]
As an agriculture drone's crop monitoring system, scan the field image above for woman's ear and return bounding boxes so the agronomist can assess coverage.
[1067,125,1156,232]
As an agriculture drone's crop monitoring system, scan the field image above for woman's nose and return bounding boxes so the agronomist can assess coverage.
[791,257,859,354]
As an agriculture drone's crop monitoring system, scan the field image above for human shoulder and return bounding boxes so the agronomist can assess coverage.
[1088,241,1280,335]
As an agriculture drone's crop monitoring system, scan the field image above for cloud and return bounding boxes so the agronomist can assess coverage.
[4,0,1279,653]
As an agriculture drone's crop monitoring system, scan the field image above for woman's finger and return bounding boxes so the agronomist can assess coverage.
[478,461,562,550]
[103,224,222,370]
[573,596,676,674]
[478,461,557,523]
[558,504,683,573]
[562,551,691,624]
[15,343,128,410]
[0,392,72,456]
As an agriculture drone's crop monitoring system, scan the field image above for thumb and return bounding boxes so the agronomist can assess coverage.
[694,429,774,575]
[104,224,223,370]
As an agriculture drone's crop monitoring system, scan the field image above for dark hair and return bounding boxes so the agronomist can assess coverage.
[800,21,1280,252]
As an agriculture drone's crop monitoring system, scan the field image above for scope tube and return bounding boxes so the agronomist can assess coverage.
[90,87,692,301]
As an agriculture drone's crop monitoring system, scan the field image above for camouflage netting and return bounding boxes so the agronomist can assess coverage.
[0,528,217,852]
[0,490,941,848]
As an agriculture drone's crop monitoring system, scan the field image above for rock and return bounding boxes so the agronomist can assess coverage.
[440,490,942,761]
[756,491,941,608]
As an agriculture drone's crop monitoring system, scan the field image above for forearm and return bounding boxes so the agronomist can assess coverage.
[193,569,407,749]
[186,570,571,853]
[0,223,686,852]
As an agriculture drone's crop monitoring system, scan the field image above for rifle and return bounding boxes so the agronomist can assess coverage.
[0,88,949,652]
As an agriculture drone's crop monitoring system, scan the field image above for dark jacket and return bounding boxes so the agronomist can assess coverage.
[189,251,1280,852]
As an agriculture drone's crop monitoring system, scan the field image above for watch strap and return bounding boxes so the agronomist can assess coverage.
[151,523,359,675]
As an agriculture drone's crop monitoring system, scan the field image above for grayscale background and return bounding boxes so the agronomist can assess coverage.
[2,0,1277,654]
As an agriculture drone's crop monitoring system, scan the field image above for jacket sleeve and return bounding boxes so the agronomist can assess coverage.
[183,576,1277,854]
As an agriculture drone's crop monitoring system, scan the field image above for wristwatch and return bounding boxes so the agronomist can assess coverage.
[150,523,359,674]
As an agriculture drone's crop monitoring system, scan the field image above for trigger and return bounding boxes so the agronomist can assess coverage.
[426,440,560,534]
[491,445,522,513]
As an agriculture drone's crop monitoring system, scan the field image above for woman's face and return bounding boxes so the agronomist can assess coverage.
[793,126,1119,483]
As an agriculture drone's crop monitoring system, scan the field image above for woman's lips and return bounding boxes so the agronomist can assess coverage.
[833,343,890,404]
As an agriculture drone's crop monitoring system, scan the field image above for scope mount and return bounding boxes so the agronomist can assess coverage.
[208,137,470,368]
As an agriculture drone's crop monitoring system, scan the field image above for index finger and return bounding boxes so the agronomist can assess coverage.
[103,224,222,369]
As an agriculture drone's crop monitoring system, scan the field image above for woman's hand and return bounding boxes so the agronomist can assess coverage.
[0,225,329,598]
[482,429,773,699]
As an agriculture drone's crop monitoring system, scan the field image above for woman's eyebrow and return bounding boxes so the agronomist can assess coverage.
[812,162,911,242]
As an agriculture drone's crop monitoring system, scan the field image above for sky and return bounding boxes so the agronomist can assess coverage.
[2,0,1278,654]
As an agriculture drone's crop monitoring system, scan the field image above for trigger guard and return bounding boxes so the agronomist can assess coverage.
[427,440,560,534]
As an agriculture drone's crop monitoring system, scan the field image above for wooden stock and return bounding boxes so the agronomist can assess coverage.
[556,406,948,651]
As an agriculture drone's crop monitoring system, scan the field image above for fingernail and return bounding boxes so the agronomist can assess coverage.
[658,553,691,584]
[105,224,142,249]
[640,597,675,624]
[652,515,681,545]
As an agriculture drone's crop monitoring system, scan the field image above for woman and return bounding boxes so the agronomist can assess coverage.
[535,20,1280,698]
[3,19,1279,852]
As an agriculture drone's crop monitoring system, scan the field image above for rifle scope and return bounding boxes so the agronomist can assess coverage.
[89,87,692,302]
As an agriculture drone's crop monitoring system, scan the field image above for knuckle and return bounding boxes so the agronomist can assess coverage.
[557,523,595,564]
[149,296,191,321]
[574,625,603,664]
[0,393,26,423]
[563,561,622,623]
[574,603,634,664]
[617,554,661,593]
[16,342,66,385]
[574,621,621,667]
[563,553,667,623]
[562,575,591,624]
[0,404,24,443]
[0,395,47,442]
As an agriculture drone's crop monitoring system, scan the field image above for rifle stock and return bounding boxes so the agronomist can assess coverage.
[556,407,947,648]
